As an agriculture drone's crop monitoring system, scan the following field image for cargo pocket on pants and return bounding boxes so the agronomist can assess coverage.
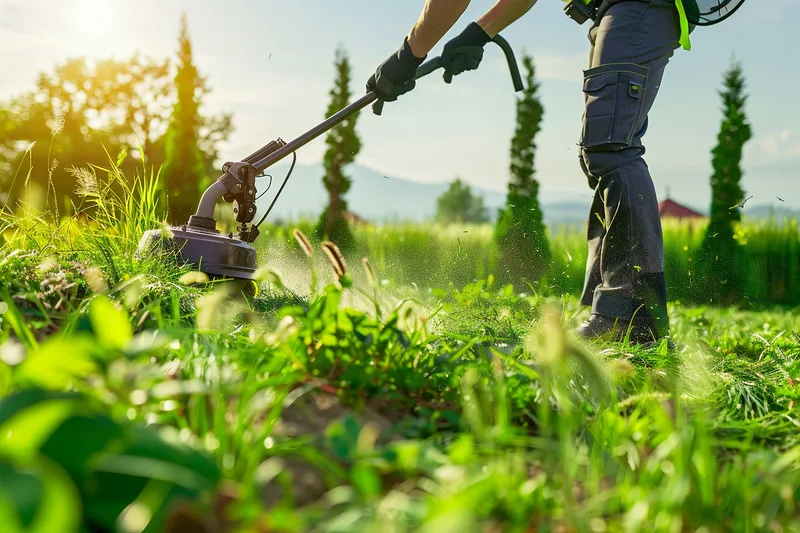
[579,63,650,149]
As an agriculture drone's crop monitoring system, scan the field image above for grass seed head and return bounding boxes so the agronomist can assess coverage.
[362,257,377,288]
[179,271,210,286]
[321,241,346,278]
[83,266,108,293]
[293,228,313,257]
[321,241,351,289]
[68,166,99,198]
[48,107,68,137]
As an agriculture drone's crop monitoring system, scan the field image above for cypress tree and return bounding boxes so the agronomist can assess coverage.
[161,13,207,224]
[695,58,752,305]
[315,45,361,253]
[493,53,550,289]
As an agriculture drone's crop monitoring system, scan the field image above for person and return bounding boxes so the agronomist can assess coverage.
[366,0,693,345]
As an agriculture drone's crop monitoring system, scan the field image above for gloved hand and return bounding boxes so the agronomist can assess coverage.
[441,22,492,83]
[367,37,426,102]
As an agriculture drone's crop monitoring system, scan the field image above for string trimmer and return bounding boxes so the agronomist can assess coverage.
[136,35,524,291]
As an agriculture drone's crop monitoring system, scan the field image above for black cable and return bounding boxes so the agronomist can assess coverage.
[255,173,273,200]
[254,150,296,229]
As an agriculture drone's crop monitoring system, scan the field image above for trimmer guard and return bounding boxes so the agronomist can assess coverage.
[136,226,258,281]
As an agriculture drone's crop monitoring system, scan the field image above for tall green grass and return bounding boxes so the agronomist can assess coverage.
[259,215,800,307]
[1,147,167,277]
[2,150,800,531]
[258,221,588,296]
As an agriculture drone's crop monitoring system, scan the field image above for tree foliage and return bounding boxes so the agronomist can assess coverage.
[493,54,550,289]
[435,178,489,224]
[695,58,752,305]
[161,13,213,224]
[315,45,361,252]
[0,15,231,220]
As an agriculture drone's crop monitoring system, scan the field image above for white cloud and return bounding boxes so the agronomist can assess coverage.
[0,0,27,33]
[748,129,800,160]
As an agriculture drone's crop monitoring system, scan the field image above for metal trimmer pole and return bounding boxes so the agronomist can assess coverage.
[253,92,379,173]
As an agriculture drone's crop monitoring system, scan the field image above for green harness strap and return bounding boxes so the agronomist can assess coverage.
[562,0,692,51]
[674,0,692,50]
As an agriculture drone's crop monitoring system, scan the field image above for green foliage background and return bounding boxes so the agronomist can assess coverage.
[435,178,490,224]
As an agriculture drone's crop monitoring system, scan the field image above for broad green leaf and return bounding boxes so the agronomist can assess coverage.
[92,455,214,493]
[39,413,123,482]
[17,336,98,390]
[0,398,78,463]
[116,479,173,533]
[351,463,381,498]
[448,434,475,465]
[124,331,172,358]
[48,422,219,532]
[0,292,36,349]
[0,457,43,529]
[89,295,133,351]
[28,456,81,533]
[0,486,25,533]
[118,425,221,488]
[326,415,363,461]
[0,389,80,428]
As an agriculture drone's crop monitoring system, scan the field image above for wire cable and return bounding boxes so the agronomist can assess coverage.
[255,173,273,200]
[254,150,296,229]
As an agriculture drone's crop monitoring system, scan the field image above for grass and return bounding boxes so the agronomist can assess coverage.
[1,156,800,532]
[257,212,800,309]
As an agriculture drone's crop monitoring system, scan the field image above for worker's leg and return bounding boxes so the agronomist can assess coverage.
[578,0,681,339]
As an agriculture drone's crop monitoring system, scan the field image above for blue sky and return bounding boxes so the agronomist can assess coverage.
[1,0,798,210]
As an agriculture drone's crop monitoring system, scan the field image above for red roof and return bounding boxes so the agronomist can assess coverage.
[658,198,704,219]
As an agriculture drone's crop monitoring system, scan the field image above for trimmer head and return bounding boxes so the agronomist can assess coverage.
[136,221,258,281]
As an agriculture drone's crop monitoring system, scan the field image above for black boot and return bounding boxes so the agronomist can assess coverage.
[575,313,667,346]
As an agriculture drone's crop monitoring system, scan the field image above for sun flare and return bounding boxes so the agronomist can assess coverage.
[68,0,117,39]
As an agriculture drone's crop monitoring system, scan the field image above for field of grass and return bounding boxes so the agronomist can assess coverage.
[259,213,800,308]
[1,162,800,532]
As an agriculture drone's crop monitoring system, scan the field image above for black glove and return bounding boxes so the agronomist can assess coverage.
[441,22,492,83]
[367,37,426,102]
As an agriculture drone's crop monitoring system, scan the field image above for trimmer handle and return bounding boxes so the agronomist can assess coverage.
[372,34,524,116]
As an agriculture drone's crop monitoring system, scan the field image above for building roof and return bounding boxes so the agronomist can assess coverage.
[343,210,369,225]
[658,198,705,219]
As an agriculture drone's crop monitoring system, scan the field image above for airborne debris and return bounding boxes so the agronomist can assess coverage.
[730,195,753,210]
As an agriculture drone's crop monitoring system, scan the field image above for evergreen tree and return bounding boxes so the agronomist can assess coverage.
[161,13,208,224]
[436,178,489,224]
[315,45,361,252]
[493,54,550,289]
[695,57,752,305]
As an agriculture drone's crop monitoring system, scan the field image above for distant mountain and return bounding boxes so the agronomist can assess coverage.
[251,161,796,227]
[740,204,800,223]
[255,161,593,226]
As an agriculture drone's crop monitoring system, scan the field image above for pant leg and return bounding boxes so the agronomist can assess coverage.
[578,0,681,336]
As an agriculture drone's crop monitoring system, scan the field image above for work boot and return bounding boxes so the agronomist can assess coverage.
[575,313,666,346]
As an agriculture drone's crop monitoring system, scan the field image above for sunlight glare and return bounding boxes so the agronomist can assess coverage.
[69,0,117,39]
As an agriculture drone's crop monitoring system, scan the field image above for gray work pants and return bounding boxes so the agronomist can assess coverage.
[578,0,682,336]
